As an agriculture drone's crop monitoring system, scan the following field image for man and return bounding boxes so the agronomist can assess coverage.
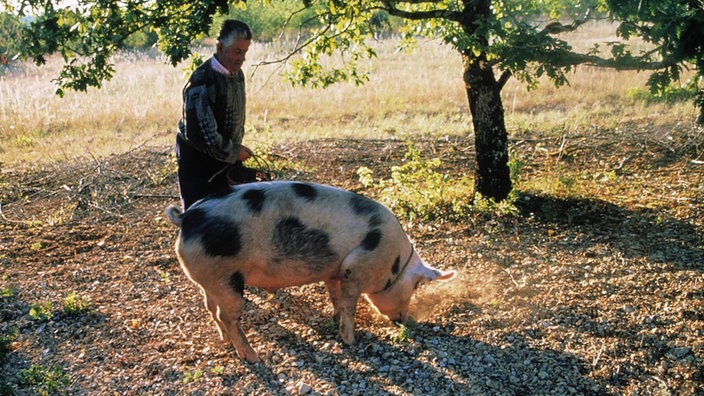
[175,19,257,209]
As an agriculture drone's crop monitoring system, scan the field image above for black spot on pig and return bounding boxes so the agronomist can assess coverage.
[229,271,245,296]
[242,188,265,214]
[349,193,379,216]
[368,214,383,228]
[350,193,385,228]
[272,217,338,270]
[360,229,382,251]
[292,182,318,201]
[181,208,242,257]
[391,255,401,274]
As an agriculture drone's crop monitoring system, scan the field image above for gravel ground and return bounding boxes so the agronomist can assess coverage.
[1,134,702,395]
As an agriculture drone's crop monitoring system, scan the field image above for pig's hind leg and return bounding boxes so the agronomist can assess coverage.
[202,288,227,341]
[202,272,260,363]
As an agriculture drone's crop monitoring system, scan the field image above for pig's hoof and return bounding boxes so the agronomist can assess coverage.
[237,348,261,363]
[240,352,262,363]
[339,328,356,345]
[245,354,261,363]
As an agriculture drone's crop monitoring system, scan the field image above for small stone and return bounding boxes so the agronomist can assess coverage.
[667,347,691,360]
[298,383,312,395]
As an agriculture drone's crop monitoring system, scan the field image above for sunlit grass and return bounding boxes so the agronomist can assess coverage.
[0,21,699,168]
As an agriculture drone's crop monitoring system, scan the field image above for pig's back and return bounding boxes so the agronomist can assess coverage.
[198,181,404,252]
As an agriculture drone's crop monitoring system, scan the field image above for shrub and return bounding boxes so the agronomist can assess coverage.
[28,302,53,322]
[19,364,70,395]
[358,142,474,222]
[62,292,92,317]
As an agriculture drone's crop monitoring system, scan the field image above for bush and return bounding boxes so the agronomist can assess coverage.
[357,142,474,222]
[19,364,70,395]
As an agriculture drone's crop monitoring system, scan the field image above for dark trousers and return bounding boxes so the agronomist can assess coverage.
[175,135,230,210]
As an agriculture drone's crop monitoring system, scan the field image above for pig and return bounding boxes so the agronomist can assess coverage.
[165,181,454,362]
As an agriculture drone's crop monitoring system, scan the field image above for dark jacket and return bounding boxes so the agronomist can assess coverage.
[177,57,246,164]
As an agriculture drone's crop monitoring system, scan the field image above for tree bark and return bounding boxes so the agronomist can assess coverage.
[463,55,512,202]
[458,0,511,202]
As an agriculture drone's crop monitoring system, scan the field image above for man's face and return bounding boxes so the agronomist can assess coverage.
[216,38,251,74]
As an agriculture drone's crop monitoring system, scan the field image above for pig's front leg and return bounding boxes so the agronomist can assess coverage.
[327,279,367,345]
[337,280,364,345]
[335,248,379,344]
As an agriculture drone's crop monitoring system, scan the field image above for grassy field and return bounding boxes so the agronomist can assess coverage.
[1,22,700,169]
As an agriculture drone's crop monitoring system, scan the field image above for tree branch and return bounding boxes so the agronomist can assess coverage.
[497,70,512,89]
[252,23,335,67]
[539,8,594,36]
[380,0,463,22]
[552,51,678,71]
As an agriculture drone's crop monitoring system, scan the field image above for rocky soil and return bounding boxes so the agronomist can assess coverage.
[1,132,703,395]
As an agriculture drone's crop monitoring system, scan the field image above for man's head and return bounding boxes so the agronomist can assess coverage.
[216,20,252,74]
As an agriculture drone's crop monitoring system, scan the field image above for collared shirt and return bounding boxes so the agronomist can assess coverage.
[211,56,231,76]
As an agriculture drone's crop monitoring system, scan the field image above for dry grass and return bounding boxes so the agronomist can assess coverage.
[0,22,700,168]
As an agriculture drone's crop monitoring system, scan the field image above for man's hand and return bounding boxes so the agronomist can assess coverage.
[238,145,253,162]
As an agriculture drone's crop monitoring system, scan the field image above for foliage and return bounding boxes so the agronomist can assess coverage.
[0,12,22,58]
[183,369,204,384]
[472,192,520,217]
[122,27,158,49]
[269,0,702,116]
[357,142,474,222]
[62,292,92,316]
[215,0,322,42]
[2,0,229,95]
[0,379,13,396]
[0,326,17,359]
[606,0,704,121]
[628,79,701,104]
[0,286,14,302]
[19,364,70,395]
[210,365,225,376]
[28,301,53,322]
[392,322,414,343]
[358,143,526,220]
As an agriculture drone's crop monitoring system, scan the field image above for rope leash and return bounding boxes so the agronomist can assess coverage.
[374,245,415,294]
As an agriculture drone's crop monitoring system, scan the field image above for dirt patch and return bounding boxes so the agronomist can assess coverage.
[1,132,703,395]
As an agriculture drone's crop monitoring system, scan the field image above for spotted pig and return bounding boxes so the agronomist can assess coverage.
[165,181,454,362]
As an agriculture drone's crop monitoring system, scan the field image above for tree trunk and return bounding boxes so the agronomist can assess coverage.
[463,55,512,202]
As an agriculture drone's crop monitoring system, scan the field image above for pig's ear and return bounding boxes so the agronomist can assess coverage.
[426,269,456,282]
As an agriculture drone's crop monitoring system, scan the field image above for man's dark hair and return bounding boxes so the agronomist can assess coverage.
[217,20,253,47]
